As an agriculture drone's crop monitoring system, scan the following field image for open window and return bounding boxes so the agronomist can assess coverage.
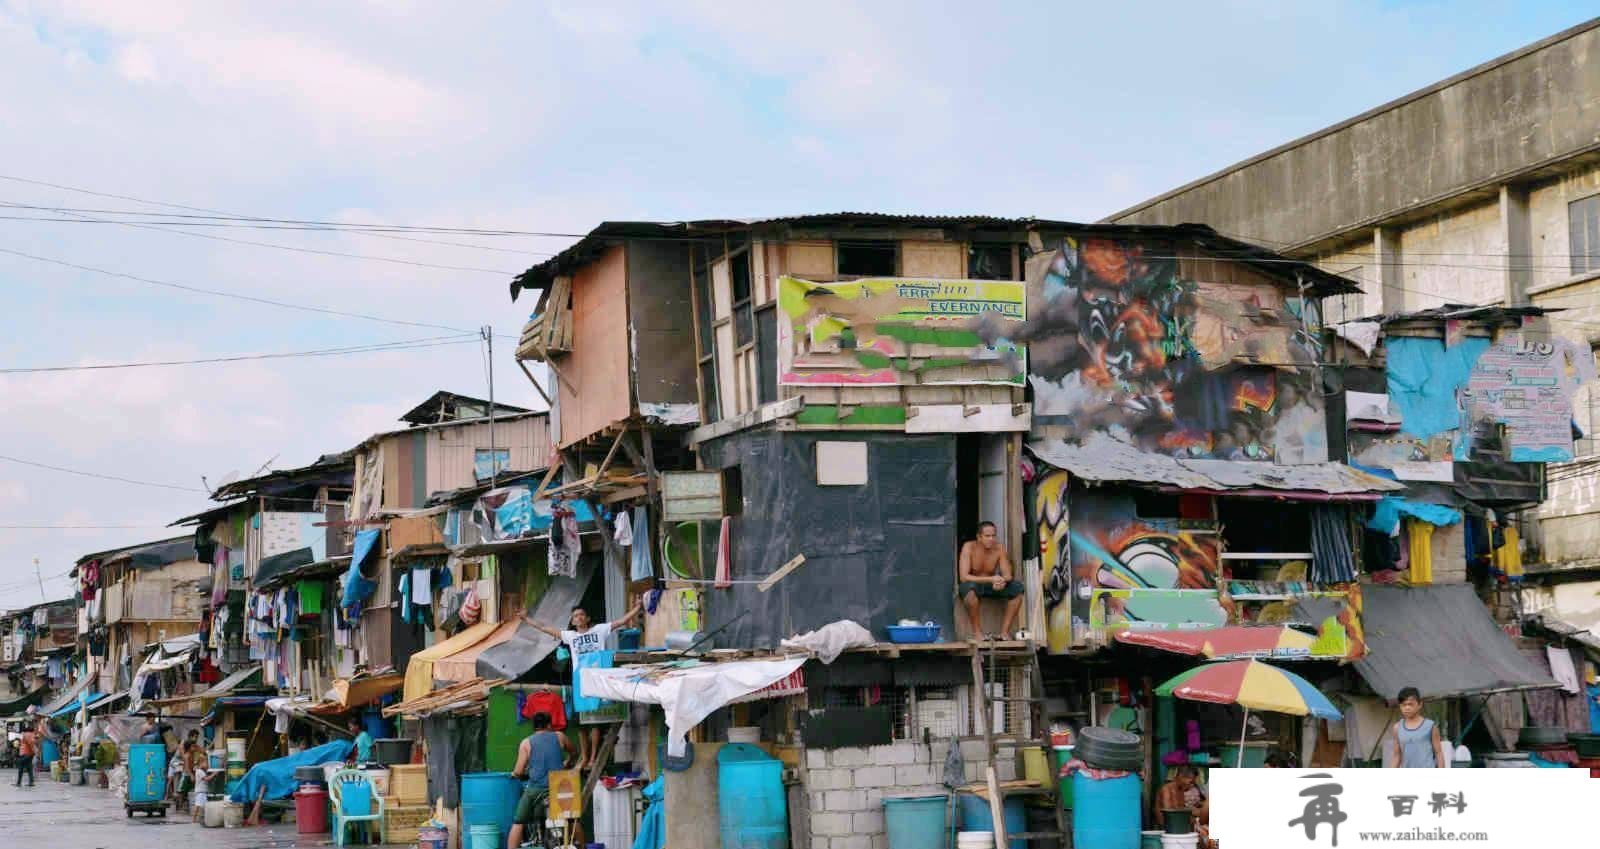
[968,242,1018,280]
[837,240,897,277]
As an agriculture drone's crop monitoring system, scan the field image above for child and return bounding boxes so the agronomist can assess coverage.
[1386,686,1447,768]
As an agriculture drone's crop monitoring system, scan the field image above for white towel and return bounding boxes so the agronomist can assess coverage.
[613,510,633,547]
[411,567,432,605]
[1547,645,1581,694]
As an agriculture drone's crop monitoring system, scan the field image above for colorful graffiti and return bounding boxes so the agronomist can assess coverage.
[776,275,1026,386]
[1018,238,1326,462]
[1035,469,1073,653]
[1065,492,1222,640]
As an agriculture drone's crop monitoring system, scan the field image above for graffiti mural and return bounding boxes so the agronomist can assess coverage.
[1067,492,1222,638]
[1466,332,1597,462]
[1034,469,1073,653]
[1018,238,1326,462]
[776,275,1026,386]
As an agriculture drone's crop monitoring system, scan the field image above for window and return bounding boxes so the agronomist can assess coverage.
[473,449,510,480]
[756,306,778,404]
[693,245,720,423]
[1577,342,1600,456]
[968,242,1016,280]
[1571,195,1600,275]
[721,465,743,517]
[731,251,754,347]
[837,240,897,277]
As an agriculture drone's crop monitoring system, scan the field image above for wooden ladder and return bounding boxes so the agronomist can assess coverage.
[971,640,1068,849]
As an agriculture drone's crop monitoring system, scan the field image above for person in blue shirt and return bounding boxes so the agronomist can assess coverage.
[346,717,375,766]
[508,712,572,849]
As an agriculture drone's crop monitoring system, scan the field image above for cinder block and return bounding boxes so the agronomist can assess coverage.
[864,789,884,808]
[811,792,827,813]
[894,764,936,785]
[871,834,889,849]
[831,748,871,768]
[807,749,829,770]
[854,766,897,788]
[808,768,854,791]
[811,839,829,849]
[961,740,989,762]
[813,812,854,836]
[996,759,1017,782]
[871,743,918,765]
[852,810,886,835]
[835,836,873,849]
[825,790,868,812]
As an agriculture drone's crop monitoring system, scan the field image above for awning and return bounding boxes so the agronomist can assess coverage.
[1346,584,1558,700]
[147,664,264,710]
[402,620,501,702]
[1029,434,1404,499]
[477,552,598,681]
[50,691,105,718]
[433,620,520,684]
[330,673,405,710]
[581,657,806,757]
[84,690,130,713]
[37,674,95,716]
[383,677,506,719]
[1116,626,1320,660]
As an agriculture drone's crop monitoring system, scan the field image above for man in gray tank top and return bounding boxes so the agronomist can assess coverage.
[508,712,573,847]
[1387,686,1447,768]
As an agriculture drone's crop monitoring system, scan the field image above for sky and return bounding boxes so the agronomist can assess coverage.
[0,1,1594,610]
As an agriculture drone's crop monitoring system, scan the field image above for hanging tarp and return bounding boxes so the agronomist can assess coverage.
[1350,584,1558,700]
[477,551,598,681]
[37,673,95,717]
[581,657,806,756]
[403,620,500,702]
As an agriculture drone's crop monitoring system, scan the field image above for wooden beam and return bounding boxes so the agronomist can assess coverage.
[515,360,553,409]
[601,485,647,505]
[757,554,807,593]
[686,396,804,446]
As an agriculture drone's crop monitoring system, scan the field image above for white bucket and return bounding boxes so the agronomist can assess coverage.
[728,727,761,744]
[221,801,245,828]
[957,831,995,849]
[1161,833,1200,849]
[225,737,247,761]
[204,799,225,828]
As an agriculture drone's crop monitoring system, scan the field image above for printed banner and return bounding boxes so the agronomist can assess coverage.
[776,275,1025,386]
[1211,767,1594,848]
[1466,333,1597,463]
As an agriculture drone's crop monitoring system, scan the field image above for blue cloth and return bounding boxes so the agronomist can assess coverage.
[1385,336,1490,439]
[630,506,654,582]
[523,731,565,789]
[399,571,412,622]
[1588,684,1600,734]
[571,649,614,713]
[229,740,354,803]
[354,731,374,763]
[632,775,666,849]
[1368,496,1462,533]
[50,693,103,718]
[1511,445,1574,462]
[341,529,381,619]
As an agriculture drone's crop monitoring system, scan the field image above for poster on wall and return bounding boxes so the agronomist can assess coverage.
[776,275,1026,386]
[1015,238,1326,463]
[1466,333,1597,462]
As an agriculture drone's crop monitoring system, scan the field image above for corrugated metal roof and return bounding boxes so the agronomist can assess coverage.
[1308,584,1557,700]
[509,216,1360,300]
[1028,434,1405,496]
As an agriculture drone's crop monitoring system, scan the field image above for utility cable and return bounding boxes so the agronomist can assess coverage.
[0,453,206,492]
[0,334,477,374]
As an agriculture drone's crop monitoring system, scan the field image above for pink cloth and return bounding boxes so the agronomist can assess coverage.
[714,517,732,589]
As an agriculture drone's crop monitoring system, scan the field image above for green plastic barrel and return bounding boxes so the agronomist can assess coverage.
[1052,746,1074,809]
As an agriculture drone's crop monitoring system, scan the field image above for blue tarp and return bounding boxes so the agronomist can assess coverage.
[49,692,104,718]
[341,529,381,619]
[1385,336,1490,440]
[229,739,353,803]
[1368,496,1463,534]
[631,775,665,849]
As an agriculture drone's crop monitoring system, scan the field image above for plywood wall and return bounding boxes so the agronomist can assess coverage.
[559,244,633,446]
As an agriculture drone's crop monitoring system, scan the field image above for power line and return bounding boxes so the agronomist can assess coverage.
[2,203,520,275]
[0,245,480,334]
[0,524,174,529]
[0,334,477,374]
[0,453,205,492]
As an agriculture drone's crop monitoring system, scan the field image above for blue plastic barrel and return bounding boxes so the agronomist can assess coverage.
[40,737,59,766]
[883,794,948,849]
[127,743,167,804]
[468,823,502,849]
[1071,772,1141,849]
[461,772,523,848]
[717,743,788,849]
[957,792,1027,849]
[361,708,392,740]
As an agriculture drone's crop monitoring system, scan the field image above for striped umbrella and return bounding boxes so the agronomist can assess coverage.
[1156,660,1342,767]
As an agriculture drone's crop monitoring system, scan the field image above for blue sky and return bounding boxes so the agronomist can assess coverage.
[0,1,1594,609]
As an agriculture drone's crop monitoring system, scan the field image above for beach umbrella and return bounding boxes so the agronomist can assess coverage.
[1116,626,1317,660]
[1155,659,1342,766]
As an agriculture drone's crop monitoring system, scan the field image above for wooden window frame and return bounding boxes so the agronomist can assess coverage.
[1571,194,1600,276]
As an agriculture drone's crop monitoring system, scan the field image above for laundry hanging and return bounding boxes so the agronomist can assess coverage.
[1407,520,1433,585]
[630,506,654,582]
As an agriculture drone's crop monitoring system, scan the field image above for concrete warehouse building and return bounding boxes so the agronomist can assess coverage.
[1107,16,1600,574]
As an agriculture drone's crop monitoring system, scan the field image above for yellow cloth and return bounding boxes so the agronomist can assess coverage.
[402,620,500,702]
[1407,520,1433,584]
[1494,525,1523,578]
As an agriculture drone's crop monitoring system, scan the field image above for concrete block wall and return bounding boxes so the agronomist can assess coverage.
[801,740,1018,849]
[1430,521,1468,585]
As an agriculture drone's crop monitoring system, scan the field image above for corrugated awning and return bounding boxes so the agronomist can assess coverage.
[1029,434,1405,498]
[1342,584,1558,700]
[402,620,501,702]
[38,674,95,716]
[433,620,520,684]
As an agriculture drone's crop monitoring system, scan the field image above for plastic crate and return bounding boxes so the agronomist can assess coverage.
[388,764,428,805]
[383,802,434,844]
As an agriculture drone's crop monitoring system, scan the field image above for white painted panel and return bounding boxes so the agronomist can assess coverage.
[815,441,868,486]
[904,404,1031,433]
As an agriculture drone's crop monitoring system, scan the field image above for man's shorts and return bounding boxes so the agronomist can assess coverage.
[958,580,1024,599]
[513,784,550,824]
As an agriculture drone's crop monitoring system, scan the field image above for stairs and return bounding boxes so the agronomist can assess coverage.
[970,640,1067,849]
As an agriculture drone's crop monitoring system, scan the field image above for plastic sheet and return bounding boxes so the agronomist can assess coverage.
[227,740,352,803]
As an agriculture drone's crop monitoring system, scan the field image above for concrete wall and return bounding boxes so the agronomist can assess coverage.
[800,740,1017,849]
[1108,20,1600,253]
[1395,201,1505,308]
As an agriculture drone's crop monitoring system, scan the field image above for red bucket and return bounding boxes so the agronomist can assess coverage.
[295,786,329,834]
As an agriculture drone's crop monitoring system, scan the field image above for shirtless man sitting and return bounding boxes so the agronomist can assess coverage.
[958,521,1024,640]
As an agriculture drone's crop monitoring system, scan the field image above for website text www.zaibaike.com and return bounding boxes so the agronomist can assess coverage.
[1354,826,1491,842]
